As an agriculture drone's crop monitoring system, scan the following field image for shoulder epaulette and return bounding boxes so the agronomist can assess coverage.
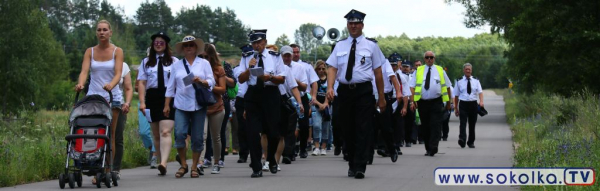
[472,76,478,80]
[242,52,253,58]
[269,51,280,56]
[338,37,348,42]
[366,37,378,43]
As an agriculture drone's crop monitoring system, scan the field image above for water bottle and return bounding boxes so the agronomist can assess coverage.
[289,97,304,118]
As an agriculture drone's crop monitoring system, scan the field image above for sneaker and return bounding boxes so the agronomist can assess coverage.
[147,151,154,165]
[202,159,211,168]
[262,161,269,171]
[312,148,320,156]
[320,149,327,156]
[218,160,224,168]
[150,156,158,169]
[211,166,220,174]
[115,171,121,180]
[196,165,205,176]
[277,165,281,171]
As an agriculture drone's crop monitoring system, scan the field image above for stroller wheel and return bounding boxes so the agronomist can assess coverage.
[75,172,82,187]
[95,173,102,188]
[58,173,65,189]
[111,172,119,187]
[104,173,112,188]
[68,173,75,189]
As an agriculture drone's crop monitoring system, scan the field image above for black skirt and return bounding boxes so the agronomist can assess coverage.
[145,88,175,122]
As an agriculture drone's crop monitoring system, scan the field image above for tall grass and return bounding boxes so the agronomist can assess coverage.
[500,89,600,190]
[0,107,148,187]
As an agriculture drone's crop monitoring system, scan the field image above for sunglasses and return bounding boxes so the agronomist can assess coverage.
[154,41,165,46]
[183,43,196,48]
[424,56,435,60]
[317,68,326,71]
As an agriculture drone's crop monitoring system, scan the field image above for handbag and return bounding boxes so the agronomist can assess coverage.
[182,59,216,107]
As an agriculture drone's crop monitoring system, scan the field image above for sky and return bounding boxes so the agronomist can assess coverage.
[107,0,490,43]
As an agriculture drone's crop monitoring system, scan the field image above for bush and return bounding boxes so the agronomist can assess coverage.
[502,89,600,190]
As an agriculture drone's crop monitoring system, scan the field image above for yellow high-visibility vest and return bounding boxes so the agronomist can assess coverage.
[414,65,449,102]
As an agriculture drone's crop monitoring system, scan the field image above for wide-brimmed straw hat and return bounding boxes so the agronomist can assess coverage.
[175,35,205,55]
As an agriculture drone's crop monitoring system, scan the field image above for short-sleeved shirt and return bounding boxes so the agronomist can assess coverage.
[393,70,412,97]
[233,66,248,98]
[371,59,395,95]
[326,35,384,84]
[454,75,482,101]
[299,60,319,94]
[279,61,307,96]
[409,64,452,100]
[136,55,179,89]
[237,48,286,86]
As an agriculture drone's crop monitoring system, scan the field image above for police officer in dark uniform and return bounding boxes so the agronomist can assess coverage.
[233,45,253,164]
[238,29,287,178]
[326,9,387,179]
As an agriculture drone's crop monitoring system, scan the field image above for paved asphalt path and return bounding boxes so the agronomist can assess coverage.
[3,90,516,191]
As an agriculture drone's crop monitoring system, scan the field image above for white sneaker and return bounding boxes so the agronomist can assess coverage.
[211,166,220,174]
[320,149,327,156]
[262,161,269,171]
[312,148,320,156]
[150,156,158,169]
[202,159,211,168]
[277,165,281,171]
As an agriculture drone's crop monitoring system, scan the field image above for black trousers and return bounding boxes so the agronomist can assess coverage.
[235,97,249,159]
[245,86,280,172]
[371,95,396,155]
[404,103,416,143]
[459,101,478,145]
[281,95,299,158]
[417,97,444,154]
[297,95,310,154]
[393,100,407,147]
[337,82,374,173]
[331,96,345,152]
[442,110,450,139]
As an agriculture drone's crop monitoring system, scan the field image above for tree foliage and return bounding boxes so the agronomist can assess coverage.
[448,0,600,96]
[294,23,321,52]
[1,0,68,116]
[275,34,291,49]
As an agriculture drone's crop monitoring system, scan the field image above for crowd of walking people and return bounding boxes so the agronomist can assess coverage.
[74,8,485,182]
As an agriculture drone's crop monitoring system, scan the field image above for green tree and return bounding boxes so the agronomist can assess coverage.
[294,23,320,52]
[275,34,291,48]
[448,0,600,95]
[0,0,68,116]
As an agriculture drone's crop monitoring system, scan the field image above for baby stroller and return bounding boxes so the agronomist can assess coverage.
[59,90,118,189]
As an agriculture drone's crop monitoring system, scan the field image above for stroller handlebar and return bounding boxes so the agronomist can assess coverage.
[74,89,114,105]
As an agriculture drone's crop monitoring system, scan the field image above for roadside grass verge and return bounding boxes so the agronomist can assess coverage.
[0,104,178,187]
[499,89,600,190]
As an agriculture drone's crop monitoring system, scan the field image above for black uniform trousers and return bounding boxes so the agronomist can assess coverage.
[458,100,478,145]
[337,82,375,173]
[404,103,416,144]
[442,109,450,140]
[393,100,407,148]
[331,96,345,153]
[416,97,444,154]
[245,86,281,172]
[281,95,299,159]
[235,97,249,160]
[297,94,310,154]
[371,92,396,156]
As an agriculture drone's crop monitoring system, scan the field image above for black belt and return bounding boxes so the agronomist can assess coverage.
[419,96,442,102]
[459,100,477,103]
[338,82,370,90]
[384,91,394,100]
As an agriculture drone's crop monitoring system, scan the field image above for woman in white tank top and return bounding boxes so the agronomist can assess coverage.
[74,20,124,185]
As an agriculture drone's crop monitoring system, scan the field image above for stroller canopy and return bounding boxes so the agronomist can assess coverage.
[69,94,112,123]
